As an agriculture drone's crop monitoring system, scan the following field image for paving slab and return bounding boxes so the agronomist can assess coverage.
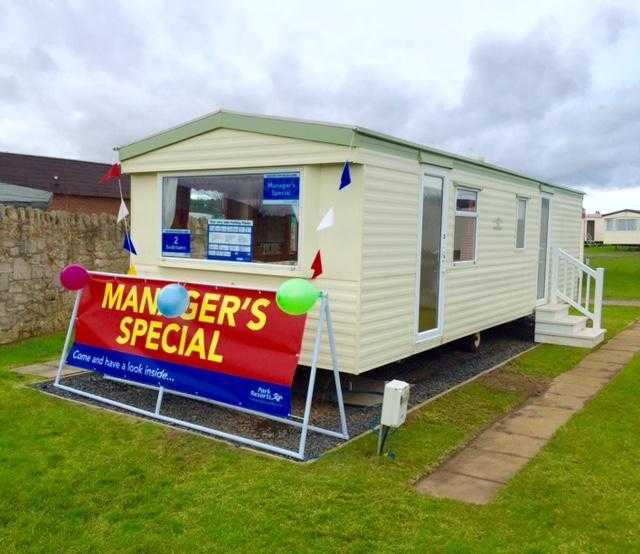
[615,330,640,340]
[554,372,609,388]
[12,362,84,379]
[607,337,640,348]
[600,342,639,353]
[533,392,586,411]
[12,362,57,376]
[574,359,624,372]
[585,350,635,364]
[568,366,619,380]
[603,300,640,307]
[472,429,547,458]
[546,380,602,399]
[416,470,503,505]
[516,404,576,423]
[441,447,531,483]
[341,392,383,407]
[494,408,571,439]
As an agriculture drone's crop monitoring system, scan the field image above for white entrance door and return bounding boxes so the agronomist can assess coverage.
[537,195,552,304]
[416,168,448,341]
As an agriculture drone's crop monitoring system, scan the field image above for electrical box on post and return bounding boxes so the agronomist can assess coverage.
[380,380,410,428]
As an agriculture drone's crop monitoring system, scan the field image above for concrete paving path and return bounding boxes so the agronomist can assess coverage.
[416,322,640,505]
[603,299,640,307]
[11,360,85,380]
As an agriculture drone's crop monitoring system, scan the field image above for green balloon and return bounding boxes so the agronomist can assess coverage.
[276,278,320,316]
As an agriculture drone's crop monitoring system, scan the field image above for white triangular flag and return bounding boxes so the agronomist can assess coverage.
[117,199,129,222]
[316,207,335,231]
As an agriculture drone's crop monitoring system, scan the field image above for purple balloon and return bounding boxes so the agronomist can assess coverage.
[60,264,89,291]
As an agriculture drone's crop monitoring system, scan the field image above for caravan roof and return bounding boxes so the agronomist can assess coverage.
[117,109,582,196]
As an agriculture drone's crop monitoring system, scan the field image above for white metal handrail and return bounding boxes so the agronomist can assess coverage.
[550,247,604,330]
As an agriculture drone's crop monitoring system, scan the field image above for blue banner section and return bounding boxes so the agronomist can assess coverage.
[162,229,191,257]
[263,173,300,204]
[66,343,291,417]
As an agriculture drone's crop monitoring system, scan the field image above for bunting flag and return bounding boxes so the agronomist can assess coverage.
[117,198,129,222]
[100,163,122,183]
[126,264,138,276]
[316,207,335,231]
[310,250,323,279]
[123,231,137,255]
[339,161,351,190]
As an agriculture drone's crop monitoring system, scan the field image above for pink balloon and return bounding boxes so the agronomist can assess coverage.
[60,264,89,291]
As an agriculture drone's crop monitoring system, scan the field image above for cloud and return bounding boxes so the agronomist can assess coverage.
[0,0,638,195]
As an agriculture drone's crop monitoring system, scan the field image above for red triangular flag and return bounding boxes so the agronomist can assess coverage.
[310,250,323,279]
[100,163,121,183]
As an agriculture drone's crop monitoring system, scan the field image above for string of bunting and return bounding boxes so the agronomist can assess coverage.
[311,158,351,279]
[99,152,354,283]
[99,161,138,275]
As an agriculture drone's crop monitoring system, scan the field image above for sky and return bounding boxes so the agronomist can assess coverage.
[1,0,639,212]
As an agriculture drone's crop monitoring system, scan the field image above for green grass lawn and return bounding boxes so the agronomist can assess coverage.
[585,245,640,300]
[0,306,639,551]
[0,332,64,372]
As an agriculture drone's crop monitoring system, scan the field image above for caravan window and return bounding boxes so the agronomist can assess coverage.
[453,188,478,262]
[161,172,300,265]
[606,218,639,231]
[515,197,527,248]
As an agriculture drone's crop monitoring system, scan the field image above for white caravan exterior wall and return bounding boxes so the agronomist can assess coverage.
[603,211,640,245]
[122,127,583,375]
[356,150,583,372]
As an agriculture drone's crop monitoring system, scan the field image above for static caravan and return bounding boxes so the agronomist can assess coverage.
[583,212,604,244]
[602,210,640,246]
[118,110,605,375]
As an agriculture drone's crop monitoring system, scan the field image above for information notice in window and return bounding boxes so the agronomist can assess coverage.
[207,219,253,262]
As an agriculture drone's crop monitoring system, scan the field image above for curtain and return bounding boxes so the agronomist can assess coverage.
[172,185,191,228]
[162,177,178,229]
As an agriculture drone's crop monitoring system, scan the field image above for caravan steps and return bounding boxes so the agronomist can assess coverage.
[535,304,605,348]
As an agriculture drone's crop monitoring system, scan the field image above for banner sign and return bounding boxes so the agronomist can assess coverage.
[263,173,300,205]
[207,219,253,262]
[65,274,306,417]
[162,229,191,257]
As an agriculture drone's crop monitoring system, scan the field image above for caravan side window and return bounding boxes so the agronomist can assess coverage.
[453,188,477,262]
[515,197,527,248]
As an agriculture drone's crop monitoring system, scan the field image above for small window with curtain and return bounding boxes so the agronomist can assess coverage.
[515,197,527,248]
[453,188,478,262]
[161,171,300,265]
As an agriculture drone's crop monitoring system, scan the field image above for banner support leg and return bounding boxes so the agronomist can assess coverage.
[155,387,165,415]
[297,294,326,458]
[54,290,81,386]
[324,294,349,439]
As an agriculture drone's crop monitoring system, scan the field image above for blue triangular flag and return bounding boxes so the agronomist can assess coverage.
[123,231,137,255]
[339,161,351,190]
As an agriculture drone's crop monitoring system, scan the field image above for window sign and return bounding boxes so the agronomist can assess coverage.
[263,173,300,205]
[207,219,253,262]
[162,229,191,257]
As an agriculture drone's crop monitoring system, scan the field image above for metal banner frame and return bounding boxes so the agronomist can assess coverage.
[53,275,349,460]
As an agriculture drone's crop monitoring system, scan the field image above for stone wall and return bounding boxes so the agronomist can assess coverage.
[0,204,129,344]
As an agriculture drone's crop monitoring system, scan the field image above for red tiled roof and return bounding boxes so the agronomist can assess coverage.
[0,151,130,199]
